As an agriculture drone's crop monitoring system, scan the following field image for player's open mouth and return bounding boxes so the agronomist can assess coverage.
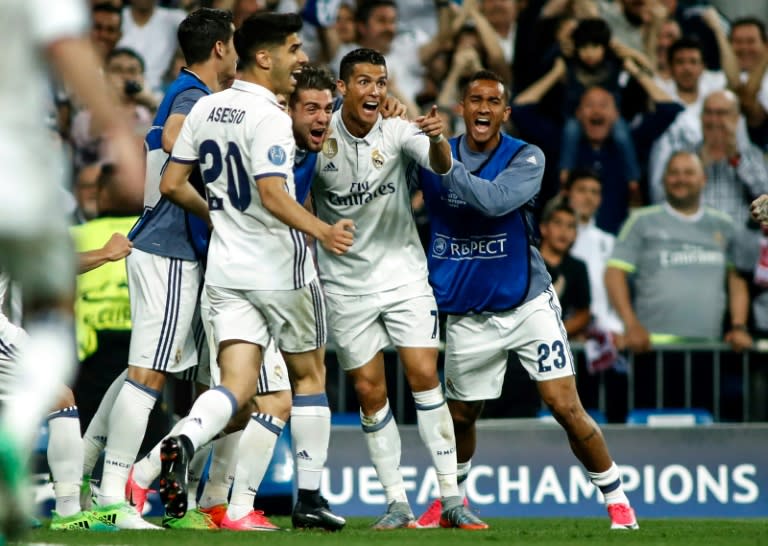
[309,128,325,144]
[587,116,606,128]
[362,101,379,113]
[290,68,302,84]
[474,118,491,132]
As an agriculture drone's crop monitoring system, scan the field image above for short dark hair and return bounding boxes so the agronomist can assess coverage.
[177,8,234,66]
[668,36,703,66]
[355,0,397,24]
[541,197,576,224]
[92,2,122,21]
[730,16,768,43]
[107,47,145,72]
[339,47,386,83]
[572,17,612,49]
[290,65,336,107]
[461,69,510,104]
[234,12,303,71]
[564,168,602,191]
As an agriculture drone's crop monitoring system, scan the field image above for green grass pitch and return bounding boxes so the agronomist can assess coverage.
[19,517,768,546]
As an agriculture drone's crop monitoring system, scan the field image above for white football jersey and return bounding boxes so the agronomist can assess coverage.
[313,111,446,295]
[172,80,315,291]
[0,0,87,234]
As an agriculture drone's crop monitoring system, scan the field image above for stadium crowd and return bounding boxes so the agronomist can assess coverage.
[2,0,768,538]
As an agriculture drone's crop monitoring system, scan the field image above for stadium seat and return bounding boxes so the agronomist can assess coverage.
[536,408,607,424]
[626,408,714,427]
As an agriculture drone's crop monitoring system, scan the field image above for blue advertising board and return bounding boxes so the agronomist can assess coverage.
[319,423,767,518]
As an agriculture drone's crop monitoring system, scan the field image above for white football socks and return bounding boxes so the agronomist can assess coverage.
[226,414,285,520]
[457,460,471,498]
[199,431,240,509]
[178,386,238,451]
[413,385,459,499]
[589,462,630,506]
[47,406,83,517]
[98,379,159,505]
[82,369,128,478]
[291,394,330,492]
[361,400,408,505]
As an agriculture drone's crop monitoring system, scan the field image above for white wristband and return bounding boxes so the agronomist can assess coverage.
[429,134,445,144]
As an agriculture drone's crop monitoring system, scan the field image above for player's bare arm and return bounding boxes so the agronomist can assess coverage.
[162,113,187,154]
[415,105,452,174]
[77,233,133,274]
[258,176,354,255]
[160,160,212,227]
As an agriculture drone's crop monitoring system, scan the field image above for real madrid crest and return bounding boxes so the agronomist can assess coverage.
[371,149,385,169]
[322,138,338,158]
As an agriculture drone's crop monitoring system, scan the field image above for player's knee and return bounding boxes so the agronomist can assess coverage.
[127,366,166,391]
[449,400,482,430]
[354,379,387,409]
[548,398,585,428]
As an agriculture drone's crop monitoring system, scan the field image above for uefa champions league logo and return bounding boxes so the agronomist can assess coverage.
[268,145,286,165]
[433,237,447,256]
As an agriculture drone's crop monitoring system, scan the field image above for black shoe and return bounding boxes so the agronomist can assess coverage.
[159,435,191,519]
[292,495,346,531]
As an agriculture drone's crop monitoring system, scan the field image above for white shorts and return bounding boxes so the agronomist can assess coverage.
[325,278,440,371]
[127,249,203,374]
[444,285,575,401]
[205,278,326,354]
[200,289,290,393]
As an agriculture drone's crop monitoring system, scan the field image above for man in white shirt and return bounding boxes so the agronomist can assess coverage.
[118,0,186,92]
[565,169,623,334]
[0,0,143,539]
[312,47,486,530]
[158,12,352,531]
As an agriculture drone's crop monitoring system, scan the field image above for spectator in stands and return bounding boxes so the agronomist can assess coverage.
[118,0,186,93]
[591,0,665,61]
[562,86,638,234]
[538,198,592,338]
[479,0,517,65]
[557,18,640,189]
[435,17,509,110]
[728,17,768,146]
[335,2,357,46]
[91,3,123,61]
[659,36,727,110]
[650,9,741,149]
[653,17,681,87]
[565,169,623,335]
[649,90,768,231]
[330,0,432,113]
[70,48,154,176]
[605,150,753,353]
[731,17,767,78]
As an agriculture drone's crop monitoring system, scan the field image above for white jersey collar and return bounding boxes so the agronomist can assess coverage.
[335,108,382,144]
[230,80,282,108]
